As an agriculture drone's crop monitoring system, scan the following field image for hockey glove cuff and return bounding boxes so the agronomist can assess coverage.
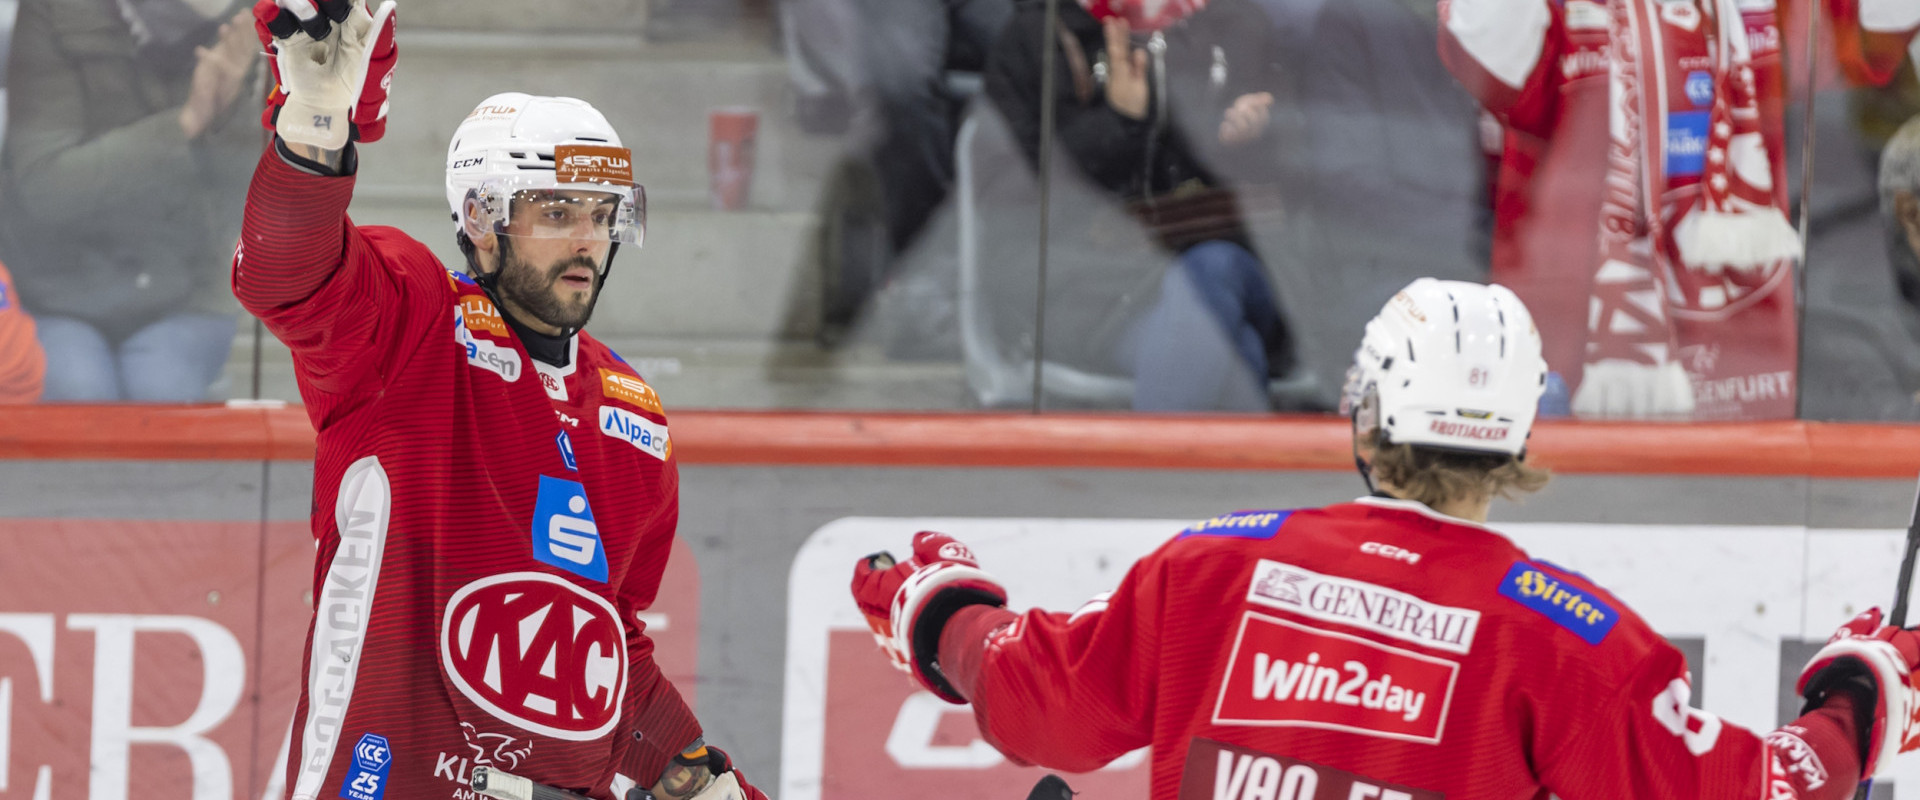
[851,531,1008,703]
[1797,607,1920,776]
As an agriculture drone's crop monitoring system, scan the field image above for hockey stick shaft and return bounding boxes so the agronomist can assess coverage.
[1891,472,1920,627]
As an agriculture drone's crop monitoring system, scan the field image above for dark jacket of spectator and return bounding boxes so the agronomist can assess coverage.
[970,0,1286,374]
[0,0,258,341]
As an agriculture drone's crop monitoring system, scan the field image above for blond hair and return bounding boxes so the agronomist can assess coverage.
[1367,429,1551,508]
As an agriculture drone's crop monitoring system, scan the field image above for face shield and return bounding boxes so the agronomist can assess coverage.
[460,144,647,247]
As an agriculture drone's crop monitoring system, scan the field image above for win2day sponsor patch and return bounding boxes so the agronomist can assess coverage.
[1211,613,1459,744]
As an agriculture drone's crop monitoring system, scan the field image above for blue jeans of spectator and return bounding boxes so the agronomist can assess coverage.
[1124,241,1284,412]
[36,313,236,402]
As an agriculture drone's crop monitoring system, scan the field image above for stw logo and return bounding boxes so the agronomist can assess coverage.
[441,572,627,740]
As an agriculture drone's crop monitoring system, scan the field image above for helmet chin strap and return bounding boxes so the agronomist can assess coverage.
[1351,410,1380,496]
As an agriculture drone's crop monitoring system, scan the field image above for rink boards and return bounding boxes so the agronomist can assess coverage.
[5,410,1920,799]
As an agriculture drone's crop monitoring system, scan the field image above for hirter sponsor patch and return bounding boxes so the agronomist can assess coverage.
[1179,738,1443,800]
[1246,560,1479,654]
[1180,511,1292,540]
[1497,561,1618,645]
[1212,613,1459,744]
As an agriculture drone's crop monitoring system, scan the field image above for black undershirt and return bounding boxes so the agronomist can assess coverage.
[502,310,572,368]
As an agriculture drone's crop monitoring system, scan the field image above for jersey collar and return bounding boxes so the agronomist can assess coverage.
[1351,495,1500,535]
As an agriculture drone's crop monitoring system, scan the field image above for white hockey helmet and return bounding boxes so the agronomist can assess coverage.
[445,93,645,247]
[1341,278,1548,457]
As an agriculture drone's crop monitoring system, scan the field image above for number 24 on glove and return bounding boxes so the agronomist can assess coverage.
[252,0,397,150]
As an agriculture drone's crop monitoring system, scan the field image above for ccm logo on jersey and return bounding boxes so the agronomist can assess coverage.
[441,572,626,740]
[1212,613,1459,744]
[600,369,664,414]
[1359,542,1420,564]
[1178,739,1442,800]
[1497,562,1618,645]
[600,406,671,461]
[1246,560,1479,654]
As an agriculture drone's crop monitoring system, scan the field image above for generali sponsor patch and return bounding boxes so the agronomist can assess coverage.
[1246,560,1479,655]
[1212,613,1459,744]
[1178,738,1443,800]
[600,369,663,415]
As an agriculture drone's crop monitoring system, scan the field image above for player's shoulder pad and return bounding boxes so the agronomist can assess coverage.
[1177,509,1295,541]
[1496,558,1636,647]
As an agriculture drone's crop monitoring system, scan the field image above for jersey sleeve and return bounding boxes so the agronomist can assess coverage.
[935,545,1171,773]
[1437,0,1562,136]
[1538,638,1866,800]
[614,455,701,788]
[232,145,445,398]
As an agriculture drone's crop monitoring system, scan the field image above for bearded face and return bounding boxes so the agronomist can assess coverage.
[493,235,602,332]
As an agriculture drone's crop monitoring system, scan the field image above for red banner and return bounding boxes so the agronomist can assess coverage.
[0,520,698,800]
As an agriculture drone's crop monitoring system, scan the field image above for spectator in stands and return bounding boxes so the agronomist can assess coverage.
[781,0,1014,332]
[0,0,260,401]
[979,0,1296,411]
[1881,115,1920,320]
[0,259,44,404]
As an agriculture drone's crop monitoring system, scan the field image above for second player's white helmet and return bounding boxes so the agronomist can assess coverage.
[1341,278,1548,457]
[445,93,645,247]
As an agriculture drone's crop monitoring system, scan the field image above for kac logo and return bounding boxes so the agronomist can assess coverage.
[339,733,391,800]
[531,475,606,582]
[440,572,628,739]
[1684,70,1714,107]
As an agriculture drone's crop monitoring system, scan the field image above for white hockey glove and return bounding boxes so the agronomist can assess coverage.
[850,531,1009,703]
[1797,608,1920,776]
[253,0,397,150]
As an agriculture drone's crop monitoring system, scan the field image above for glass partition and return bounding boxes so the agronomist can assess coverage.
[0,0,1912,419]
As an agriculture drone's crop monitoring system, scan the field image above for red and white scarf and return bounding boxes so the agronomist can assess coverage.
[1587,0,1798,369]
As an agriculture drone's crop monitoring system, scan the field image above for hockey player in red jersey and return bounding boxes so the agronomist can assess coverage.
[234,3,762,800]
[851,278,1920,798]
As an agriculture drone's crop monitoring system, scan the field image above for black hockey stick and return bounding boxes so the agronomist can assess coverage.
[1889,472,1920,628]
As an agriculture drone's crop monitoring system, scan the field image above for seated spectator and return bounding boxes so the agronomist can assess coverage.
[0,0,260,402]
[781,0,1015,335]
[980,0,1296,411]
[0,259,44,404]
[1883,115,1920,317]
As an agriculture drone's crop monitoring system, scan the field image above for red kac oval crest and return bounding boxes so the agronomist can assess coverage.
[441,572,627,740]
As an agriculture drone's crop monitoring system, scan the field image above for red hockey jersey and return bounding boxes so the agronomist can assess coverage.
[938,497,1865,799]
[233,149,699,800]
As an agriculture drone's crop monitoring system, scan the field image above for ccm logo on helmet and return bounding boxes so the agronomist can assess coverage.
[1427,420,1509,441]
[451,157,485,170]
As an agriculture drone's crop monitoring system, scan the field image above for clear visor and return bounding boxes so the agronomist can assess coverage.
[467,176,646,247]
